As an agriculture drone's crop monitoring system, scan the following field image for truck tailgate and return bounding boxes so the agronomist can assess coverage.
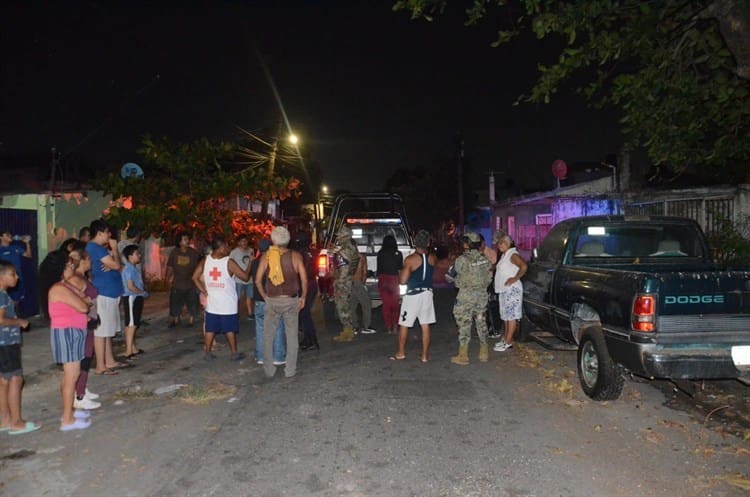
[656,270,750,337]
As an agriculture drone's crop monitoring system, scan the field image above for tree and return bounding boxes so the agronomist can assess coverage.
[394,0,750,182]
[94,135,301,238]
[385,157,463,231]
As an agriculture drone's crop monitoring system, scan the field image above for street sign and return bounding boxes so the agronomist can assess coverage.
[121,162,144,179]
[551,159,567,179]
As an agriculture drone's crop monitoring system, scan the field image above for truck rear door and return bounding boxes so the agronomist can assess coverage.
[654,269,750,343]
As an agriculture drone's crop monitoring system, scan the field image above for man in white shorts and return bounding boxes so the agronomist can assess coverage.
[86,220,124,375]
[390,230,436,363]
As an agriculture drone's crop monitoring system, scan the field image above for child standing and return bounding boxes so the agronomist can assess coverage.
[121,245,148,359]
[0,260,40,435]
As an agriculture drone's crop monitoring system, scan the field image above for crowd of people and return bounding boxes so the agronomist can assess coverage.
[0,218,527,435]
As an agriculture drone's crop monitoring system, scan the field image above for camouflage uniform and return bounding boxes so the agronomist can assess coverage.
[332,227,360,341]
[453,248,492,346]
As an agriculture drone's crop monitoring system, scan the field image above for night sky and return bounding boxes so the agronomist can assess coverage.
[3,1,622,194]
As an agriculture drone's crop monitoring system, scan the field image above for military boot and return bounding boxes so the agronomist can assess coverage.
[451,344,469,365]
[479,343,489,362]
[333,326,355,342]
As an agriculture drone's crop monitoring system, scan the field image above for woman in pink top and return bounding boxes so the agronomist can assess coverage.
[49,256,92,431]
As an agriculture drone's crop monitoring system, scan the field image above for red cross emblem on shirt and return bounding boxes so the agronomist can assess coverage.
[209,267,222,281]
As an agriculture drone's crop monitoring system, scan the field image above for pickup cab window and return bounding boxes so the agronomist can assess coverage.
[573,223,705,259]
[348,223,409,254]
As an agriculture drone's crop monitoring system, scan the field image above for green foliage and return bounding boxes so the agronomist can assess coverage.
[93,135,301,238]
[394,0,750,181]
[707,215,750,268]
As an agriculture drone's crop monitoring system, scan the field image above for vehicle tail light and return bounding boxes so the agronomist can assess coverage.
[632,294,656,332]
[317,254,329,277]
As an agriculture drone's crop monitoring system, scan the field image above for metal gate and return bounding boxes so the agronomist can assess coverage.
[624,196,734,235]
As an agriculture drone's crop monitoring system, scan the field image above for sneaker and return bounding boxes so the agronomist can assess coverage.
[231,352,246,361]
[494,342,513,352]
[272,360,286,366]
[360,327,377,335]
[204,352,217,361]
[84,388,99,400]
[247,315,255,321]
[73,397,101,410]
[256,359,264,365]
[487,330,502,339]
[73,410,91,420]
[60,418,91,432]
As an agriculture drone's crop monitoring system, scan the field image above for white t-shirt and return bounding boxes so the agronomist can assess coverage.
[495,247,523,294]
[203,254,237,315]
[229,247,253,284]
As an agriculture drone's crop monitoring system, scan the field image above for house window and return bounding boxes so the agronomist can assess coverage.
[536,213,553,225]
[495,216,503,232]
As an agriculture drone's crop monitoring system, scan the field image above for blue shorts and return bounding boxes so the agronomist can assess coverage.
[0,344,23,379]
[236,282,253,299]
[204,312,239,334]
[51,328,86,364]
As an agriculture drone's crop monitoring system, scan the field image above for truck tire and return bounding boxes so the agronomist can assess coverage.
[517,316,534,343]
[577,327,624,401]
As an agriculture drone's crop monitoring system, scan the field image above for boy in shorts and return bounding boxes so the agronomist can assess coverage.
[121,245,148,359]
[0,261,40,435]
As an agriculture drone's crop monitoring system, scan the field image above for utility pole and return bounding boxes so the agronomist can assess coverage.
[455,133,465,234]
[267,121,283,178]
[48,147,58,192]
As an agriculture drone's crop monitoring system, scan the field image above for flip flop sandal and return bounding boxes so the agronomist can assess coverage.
[95,369,119,375]
[388,355,406,361]
[8,421,41,435]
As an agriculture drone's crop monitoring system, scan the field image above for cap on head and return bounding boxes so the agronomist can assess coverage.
[336,225,352,240]
[270,226,291,246]
[258,239,271,252]
[463,232,480,244]
[414,229,430,250]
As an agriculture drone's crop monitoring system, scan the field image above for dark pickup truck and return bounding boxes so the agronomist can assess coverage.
[522,215,750,400]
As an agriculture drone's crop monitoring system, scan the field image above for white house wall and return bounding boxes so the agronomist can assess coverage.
[1,191,112,262]
[551,197,622,224]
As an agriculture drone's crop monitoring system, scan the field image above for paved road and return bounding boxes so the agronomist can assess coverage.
[2,290,749,497]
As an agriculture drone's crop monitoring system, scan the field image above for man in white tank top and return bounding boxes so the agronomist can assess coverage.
[192,237,251,361]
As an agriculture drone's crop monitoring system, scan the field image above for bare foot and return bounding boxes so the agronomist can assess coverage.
[420,356,429,363]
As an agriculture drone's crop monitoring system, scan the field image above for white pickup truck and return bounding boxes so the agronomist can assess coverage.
[317,193,414,307]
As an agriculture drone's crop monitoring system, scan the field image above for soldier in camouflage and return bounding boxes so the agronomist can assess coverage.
[332,226,361,342]
[450,232,493,365]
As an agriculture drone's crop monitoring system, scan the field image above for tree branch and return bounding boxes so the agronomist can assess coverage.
[700,0,750,80]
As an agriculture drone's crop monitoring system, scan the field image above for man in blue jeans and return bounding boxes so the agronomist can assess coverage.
[249,239,286,365]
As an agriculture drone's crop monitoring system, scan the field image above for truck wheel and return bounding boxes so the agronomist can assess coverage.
[577,327,624,401]
[517,316,534,343]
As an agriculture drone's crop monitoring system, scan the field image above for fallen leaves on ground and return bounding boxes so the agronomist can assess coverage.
[175,383,237,405]
[546,378,574,395]
[723,473,750,491]
[515,345,542,369]
[658,419,687,431]
[640,428,665,444]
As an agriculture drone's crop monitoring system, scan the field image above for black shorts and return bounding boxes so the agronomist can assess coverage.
[122,295,145,327]
[0,344,23,379]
